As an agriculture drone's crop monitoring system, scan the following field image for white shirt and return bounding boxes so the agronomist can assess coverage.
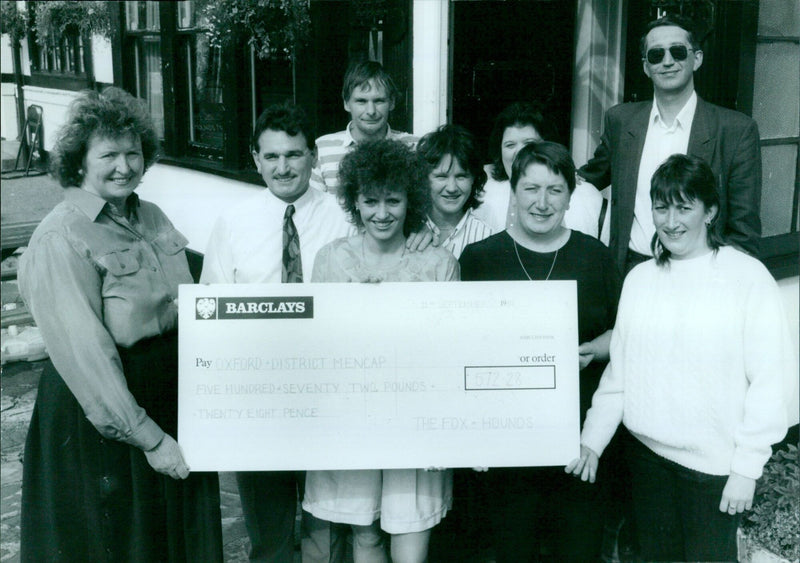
[200,186,354,284]
[473,166,513,233]
[630,92,698,255]
[426,209,493,259]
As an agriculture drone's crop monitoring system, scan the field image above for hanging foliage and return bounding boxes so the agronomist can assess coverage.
[33,1,112,48]
[202,0,311,60]
[1,1,28,45]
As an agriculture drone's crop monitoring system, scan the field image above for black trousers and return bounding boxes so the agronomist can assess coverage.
[627,437,740,562]
[236,471,303,563]
[485,467,604,563]
[236,471,343,563]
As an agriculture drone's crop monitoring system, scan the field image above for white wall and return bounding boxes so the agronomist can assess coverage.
[1,34,20,140]
[1,82,19,140]
[136,163,264,254]
[412,0,448,136]
[92,34,114,84]
[21,86,79,151]
[1,33,14,74]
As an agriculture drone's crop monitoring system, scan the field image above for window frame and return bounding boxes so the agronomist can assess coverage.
[115,1,254,177]
[736,4,800,280]
[26,1,95,91]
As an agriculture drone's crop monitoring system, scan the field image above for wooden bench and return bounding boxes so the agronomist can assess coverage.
[1,220,38,260]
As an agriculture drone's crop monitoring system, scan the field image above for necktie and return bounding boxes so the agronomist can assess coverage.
[282,204,302,283]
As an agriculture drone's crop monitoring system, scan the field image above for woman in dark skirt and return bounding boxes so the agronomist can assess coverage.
[18,87,223,562]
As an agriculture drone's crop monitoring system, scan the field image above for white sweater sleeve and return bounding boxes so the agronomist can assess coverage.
[580,359,624,457]
[731,269,795,479]
[580,286,629,457]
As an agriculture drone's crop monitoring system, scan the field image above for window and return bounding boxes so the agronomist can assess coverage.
[125,1,163,138]
[31,32,85,74]
[177,9,225,159]
[750,0,800,277]
[121,1,232,164]
[114,0,411,178]
[752,1,799,236]
[26,1,93,90]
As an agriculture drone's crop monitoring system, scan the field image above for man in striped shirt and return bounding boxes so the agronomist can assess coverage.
[310,61,417,195]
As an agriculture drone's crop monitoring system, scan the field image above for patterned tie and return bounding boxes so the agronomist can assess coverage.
[282,204,302,283]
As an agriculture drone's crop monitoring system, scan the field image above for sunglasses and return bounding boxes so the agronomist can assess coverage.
[645,45,694,64]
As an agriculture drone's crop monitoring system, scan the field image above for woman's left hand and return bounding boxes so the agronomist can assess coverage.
[719,472,755,514]
[578,331,612,370]
[578,343,595,370]
[144,434,190,480]
[564,445,599,483]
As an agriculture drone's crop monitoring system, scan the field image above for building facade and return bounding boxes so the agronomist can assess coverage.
[1,2,798,354]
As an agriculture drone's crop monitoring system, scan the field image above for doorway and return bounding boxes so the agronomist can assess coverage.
[450,0,576,156]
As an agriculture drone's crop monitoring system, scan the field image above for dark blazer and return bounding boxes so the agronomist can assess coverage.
[579,97,762,269]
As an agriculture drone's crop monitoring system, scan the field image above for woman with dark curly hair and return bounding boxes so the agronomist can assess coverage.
[417,125,493,258]
[302,139,458,563]
[18,87,223,562]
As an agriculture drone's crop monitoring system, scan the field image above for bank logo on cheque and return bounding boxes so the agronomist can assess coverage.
[196,298,216,319]
[196,297,313,320]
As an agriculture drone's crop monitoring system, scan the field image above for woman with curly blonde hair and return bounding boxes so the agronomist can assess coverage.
[18,87,222,562]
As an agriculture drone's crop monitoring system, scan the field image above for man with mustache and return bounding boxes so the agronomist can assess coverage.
[201,103,351,562]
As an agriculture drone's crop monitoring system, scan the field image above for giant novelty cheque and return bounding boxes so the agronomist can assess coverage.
[178,281,580,471]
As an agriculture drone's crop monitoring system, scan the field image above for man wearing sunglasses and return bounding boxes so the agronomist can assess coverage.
[578,14,761,275]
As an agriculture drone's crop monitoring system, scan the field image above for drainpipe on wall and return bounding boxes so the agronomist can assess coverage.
[11,37,25,140]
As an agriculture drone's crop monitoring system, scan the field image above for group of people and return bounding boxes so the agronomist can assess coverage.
[17,13,795,563]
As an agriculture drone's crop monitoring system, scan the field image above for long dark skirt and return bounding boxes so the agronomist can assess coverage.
[20,332,223,562]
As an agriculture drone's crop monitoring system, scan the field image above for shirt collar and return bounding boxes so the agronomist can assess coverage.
[651,90,698,130]
[344,121,395,146]
[262,183,317,213]
[426,209,472,241]
[65,188,140,221]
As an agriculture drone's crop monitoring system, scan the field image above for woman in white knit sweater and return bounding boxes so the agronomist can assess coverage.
[566,154,794,561]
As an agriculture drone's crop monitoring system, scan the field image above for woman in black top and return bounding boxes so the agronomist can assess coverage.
[459,141,620,562]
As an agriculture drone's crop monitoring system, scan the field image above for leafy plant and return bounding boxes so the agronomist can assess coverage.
[33,1,112,48]
[1,0,28,44]
[202,0,311,60]
[743,443,800,561]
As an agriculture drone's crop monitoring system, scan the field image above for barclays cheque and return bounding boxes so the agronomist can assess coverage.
[178,281,580,471]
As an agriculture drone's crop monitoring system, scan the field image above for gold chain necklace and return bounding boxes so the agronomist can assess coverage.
[513,240,558,281]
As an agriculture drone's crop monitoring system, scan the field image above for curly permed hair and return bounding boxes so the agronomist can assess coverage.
[338,139,430,236]
[50,87,160,188]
